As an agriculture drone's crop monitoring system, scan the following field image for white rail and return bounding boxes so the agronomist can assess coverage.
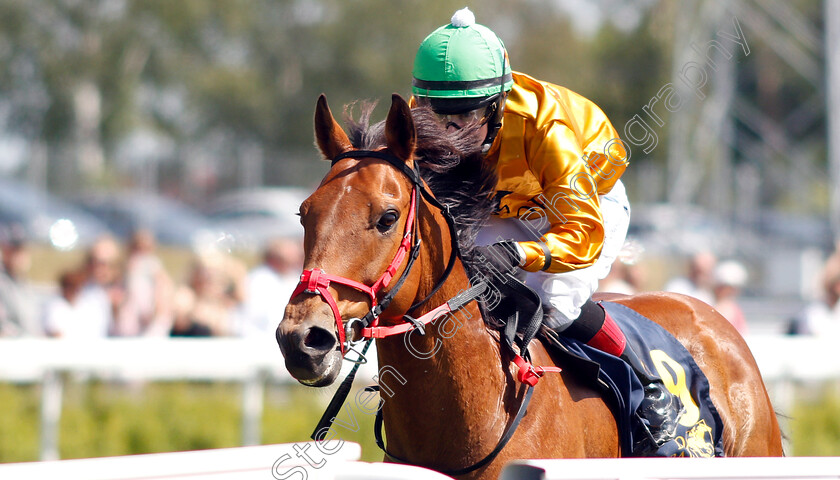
[3,443,838,480]
[2,334,829,383]
[745,334,840,382]
[500,457,840,480]
[0,337,295,383]
[0,441,454,480]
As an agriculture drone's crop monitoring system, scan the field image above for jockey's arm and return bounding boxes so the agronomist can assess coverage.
[517,109,627,273]
[517,121,605,273]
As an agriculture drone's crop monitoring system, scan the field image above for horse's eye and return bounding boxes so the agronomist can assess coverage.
[377,210,399,232]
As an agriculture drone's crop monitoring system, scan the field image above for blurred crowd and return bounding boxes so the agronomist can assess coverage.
[600,243,840,339]
[661,251,750,335]
[2,223,840,341]
[787,243,840,337]
[599,248,751,334]
[0,226,303,340]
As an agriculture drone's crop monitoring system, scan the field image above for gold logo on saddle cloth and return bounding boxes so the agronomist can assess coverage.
[649,349,717,458]
[675,420,716,458]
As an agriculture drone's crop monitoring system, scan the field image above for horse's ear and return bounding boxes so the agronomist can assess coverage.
[314,94,353,160]
[385,93,416,163]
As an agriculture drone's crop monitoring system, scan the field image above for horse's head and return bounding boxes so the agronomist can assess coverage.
[277,94,423,386]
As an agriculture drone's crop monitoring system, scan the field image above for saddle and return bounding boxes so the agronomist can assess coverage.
[481,274,725,458]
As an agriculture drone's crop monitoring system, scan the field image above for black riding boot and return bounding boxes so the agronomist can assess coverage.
[546,300,682,452]
[619,343,683,453]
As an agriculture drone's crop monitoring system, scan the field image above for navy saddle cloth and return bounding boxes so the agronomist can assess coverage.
[542,300,725,457]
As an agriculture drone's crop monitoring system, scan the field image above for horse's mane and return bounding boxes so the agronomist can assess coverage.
[341,102,497,278]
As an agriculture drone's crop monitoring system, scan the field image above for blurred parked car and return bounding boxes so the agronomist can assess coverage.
[756,210,833,252]
[0,177,111,250]
[629,203,834,259]
[627,203,738,257]
[73,191,220,248]
[206,187,308,252]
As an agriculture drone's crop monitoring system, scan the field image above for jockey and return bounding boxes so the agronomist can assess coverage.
[411,7,679,451]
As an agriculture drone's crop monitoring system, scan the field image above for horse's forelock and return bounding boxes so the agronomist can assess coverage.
[343,101,384,150]
[338,100,498,281]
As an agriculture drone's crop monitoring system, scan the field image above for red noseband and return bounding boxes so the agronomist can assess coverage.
[290,188,417,354]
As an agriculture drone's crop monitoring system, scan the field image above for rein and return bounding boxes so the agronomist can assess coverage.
[298,147,559,476]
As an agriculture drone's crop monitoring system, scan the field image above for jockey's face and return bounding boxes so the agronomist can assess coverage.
[416,97,490,128]
[415,94,507,150]
[429,106,490,145]
[439,114,489,142]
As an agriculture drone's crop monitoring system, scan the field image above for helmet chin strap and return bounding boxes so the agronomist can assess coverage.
[481,48,508,152]
[481,101,503,153]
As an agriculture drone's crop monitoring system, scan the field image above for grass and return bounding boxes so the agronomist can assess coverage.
[0,384,40,462]
[789,385,840,456]
[0,381,379,464]
[0,380,837,463]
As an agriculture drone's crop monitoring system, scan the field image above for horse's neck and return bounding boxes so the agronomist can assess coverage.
[375,210,508,468]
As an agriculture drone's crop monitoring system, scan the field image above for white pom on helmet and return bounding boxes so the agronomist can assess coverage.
[450,7,476,27]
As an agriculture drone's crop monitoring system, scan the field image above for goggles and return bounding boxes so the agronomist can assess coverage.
[415,94,500,128]
[432,107,491,127]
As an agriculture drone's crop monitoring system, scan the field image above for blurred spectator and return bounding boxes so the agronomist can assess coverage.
[42,269,103,338]
[664,251,717,305]
[171,252,244,337]
[599,261,643,295]
[77,235,125,336]
[789,245,840,337]
[170,282,212,337]
[598,239,647,295]
[237,238,303,338]
[712,260,749,336]
[112,229,174,336]
[0,224,41,337]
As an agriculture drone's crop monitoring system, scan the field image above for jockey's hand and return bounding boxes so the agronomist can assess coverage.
[475,240,524,276]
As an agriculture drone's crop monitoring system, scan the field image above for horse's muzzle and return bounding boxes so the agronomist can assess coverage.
[276,317,342,387]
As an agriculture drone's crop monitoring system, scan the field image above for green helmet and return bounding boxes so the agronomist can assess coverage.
[412,7,512,106]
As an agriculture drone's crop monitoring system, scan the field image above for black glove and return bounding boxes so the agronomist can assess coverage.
[475,240,523,276]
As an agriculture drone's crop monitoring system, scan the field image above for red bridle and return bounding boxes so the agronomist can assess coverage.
[289,180,418,354]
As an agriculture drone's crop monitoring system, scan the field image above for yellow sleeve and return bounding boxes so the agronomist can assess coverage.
[517,121,606,273]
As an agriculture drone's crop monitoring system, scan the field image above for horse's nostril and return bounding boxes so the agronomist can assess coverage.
[304,326,336,352]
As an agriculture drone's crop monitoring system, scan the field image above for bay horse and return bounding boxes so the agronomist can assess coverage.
[276,94,783,479]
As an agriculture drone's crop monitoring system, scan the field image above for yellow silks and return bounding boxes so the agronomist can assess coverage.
[485,72,629,273]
